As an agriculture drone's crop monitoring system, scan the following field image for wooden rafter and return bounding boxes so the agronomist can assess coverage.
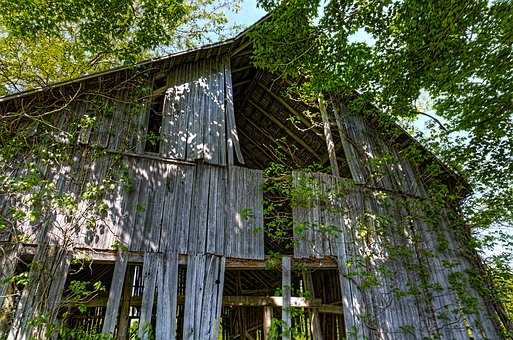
[256,82,323,137]
[248,99,323,162]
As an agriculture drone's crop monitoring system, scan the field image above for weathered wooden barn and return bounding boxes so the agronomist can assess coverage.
[0,17,508,340]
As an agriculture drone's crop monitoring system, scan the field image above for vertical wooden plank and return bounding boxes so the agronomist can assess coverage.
[102,252,128,335]
[204,58,215,164]
[215,167,226,255]
[138,252,159,340]
[198,165,211,254]
[263,306,273,340]
[303,272,323,340]
[199,255,215,337]
[193,255,207,334]
[254,169,265,259]
[188,62,200,161]
[135,84,151,154]
[206,167,218,254]
[183,254,225,340]
[156,252,179,340]
[178,166,195,254]
[0,244,19,311]
[183,62,194,161]
[213,256,226,339]
[159,164,176,252]
[161,66,178,158]
[217,58,226,166]
[8,245,70,340]
[183,254,197,339]
[187,166,200,254]
[198,59,208,162]
[282,256,292,340]
[108,90,128,151]
[138,160,165,253]
[331,101,368,184]
[116,266,135,340]
[130,159,150,252]
[223,55,244,164]
[319,94,340,177]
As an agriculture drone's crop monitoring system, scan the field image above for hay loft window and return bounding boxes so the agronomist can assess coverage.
[144,76,167,153]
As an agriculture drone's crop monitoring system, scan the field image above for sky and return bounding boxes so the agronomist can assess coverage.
[228,0,266,29]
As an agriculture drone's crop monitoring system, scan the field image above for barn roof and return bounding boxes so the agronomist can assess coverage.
[0,13,469,195]
[0,14,270,104]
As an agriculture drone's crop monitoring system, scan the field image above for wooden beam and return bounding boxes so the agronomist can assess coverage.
[282,256,292,340]
[319,93,340,177]
[231,40,252,56]
[248,99,323,162]
[256,82,323,137]
[240,72,262,110]
[15,244,339,268]
[234,79,253,88]
[263,306,273,340]
[237,113,289,163]
[73,295,342,313]
[232,65,253,73]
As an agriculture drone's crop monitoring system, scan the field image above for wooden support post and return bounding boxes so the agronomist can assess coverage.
[0,243,19,335]
[237,271,246,340]
[319,93,340,177]
[138,253,159,340]
[263,306,273,340]
[116,265,134,340]
[303,272,323,340]
[102,252,128,335]
[282,256,291,340]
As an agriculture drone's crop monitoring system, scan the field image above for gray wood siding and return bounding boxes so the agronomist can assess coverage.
[116,159,263,258]
[160,57,243,165]
[0,244,19,318]
[333,106,499,339]
[39,55,243,165]
[7,244,70,340]
[292,171,340,258]
[183,254,225,340]
[287,100,499,339]
[334,107,425,197]
[226,166,265,259]
[292,171,499,338]
[0,153,264,259]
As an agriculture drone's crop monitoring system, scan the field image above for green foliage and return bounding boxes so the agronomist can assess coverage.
[240,207,254,221]
[4,271,29,287]
[252,0,513,330]
[488,255,513,321]
[250,0,513,230]
[267,308,311,339]
[0,0,240,95]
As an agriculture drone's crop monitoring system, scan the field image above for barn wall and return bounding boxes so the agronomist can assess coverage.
[0,45,504,339]
[289,98,501,339]
[0,54,260,339]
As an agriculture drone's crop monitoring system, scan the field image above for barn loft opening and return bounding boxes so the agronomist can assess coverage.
[229,52,352,257]
[144,75,167,153]
[230,55,351,176]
